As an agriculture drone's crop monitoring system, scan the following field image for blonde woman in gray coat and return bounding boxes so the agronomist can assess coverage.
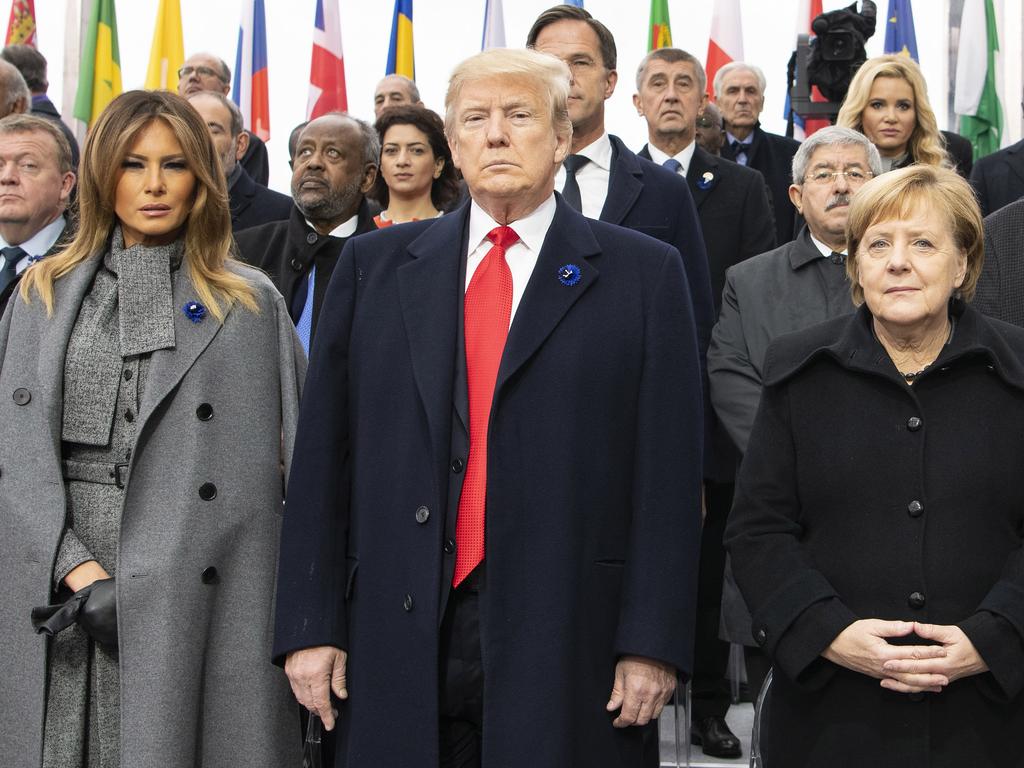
[0,91,304,767]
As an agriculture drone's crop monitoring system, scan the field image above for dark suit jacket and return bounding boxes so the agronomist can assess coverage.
[229,166,292,233]
[720,125,800,246]
[0,214,73,308]
[234,200,377,343]
[941,130,974,179]
[974,197,1024,326]
[241,132,270,187]
[970,138,1024,218]
[30,96,80,173]
[273,197,703,767]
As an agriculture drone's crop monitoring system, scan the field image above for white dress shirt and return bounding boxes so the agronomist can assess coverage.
[553,132,613,220]
[305,213,359,239]
[809,233,845,259]
[465,193,556,326]
[0,215,66,275]
[645,141,697,177]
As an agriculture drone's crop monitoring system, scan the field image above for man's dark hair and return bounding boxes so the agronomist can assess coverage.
[1,44,46,92]
[526,4,617,70]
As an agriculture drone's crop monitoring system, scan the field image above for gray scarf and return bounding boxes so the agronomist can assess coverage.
[61,228,184,445]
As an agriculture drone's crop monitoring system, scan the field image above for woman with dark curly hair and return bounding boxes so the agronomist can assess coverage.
[371,105,461,226]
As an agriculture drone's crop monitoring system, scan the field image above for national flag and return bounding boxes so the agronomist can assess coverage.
[648,0,671,51]
[307,0,347,118]
[883,0,919,61]
[706,0,743,99]
[954,0,1003,160]
[386,0,414,79]
[73,0,121,129]
[144,0,185,92]
[785,0,829,138]
[481,0,505,50]
[6,0,37,47]
[232,0,271,141]
[565,0,584,5]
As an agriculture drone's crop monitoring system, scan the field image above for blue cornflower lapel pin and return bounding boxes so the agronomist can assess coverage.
[183,301,207,324]
[698,171,715,190]
[557,263,582,287]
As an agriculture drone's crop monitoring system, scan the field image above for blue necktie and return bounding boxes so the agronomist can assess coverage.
[662,158,682,174]
[295,267,315,356]
[731,140,751,165]
[561,154,590,212]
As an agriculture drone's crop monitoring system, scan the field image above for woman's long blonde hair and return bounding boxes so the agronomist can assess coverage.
[836,55,949,168]
[21,89,256,319]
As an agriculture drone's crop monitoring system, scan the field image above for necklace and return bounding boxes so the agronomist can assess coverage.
[900,365,929,382]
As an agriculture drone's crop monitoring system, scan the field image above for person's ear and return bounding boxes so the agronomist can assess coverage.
[787,184,803,214]
[235,130,250,161]
[360,163,378,194]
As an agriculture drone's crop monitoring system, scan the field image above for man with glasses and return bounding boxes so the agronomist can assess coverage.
[177,52,270,186]
[695,103,725,156]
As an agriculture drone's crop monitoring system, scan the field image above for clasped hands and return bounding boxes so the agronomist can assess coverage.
[285,647,676,731]
[823,619,988,695]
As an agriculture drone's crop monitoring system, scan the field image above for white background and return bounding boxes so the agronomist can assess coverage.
[11,0,1024,193]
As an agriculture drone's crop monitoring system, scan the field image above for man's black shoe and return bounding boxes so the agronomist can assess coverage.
[691,715,742,758]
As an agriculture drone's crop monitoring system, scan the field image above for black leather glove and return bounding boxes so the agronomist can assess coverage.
[31,577,118,650]
[31,583,94,636]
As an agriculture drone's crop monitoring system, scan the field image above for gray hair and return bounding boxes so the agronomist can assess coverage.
[791,126,883,185]
[383,74,420,104]
[712,62,766,100]
[0,59,29,117]
[189,91,244,138]
[0,113,73,174]
[635,47,705,94]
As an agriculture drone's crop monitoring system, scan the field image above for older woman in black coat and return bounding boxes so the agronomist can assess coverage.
[725,165,1024,767]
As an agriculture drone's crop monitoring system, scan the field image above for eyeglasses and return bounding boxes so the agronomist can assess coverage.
[177,65,226,82]
[803,169,873,185]
[696,116,720,129]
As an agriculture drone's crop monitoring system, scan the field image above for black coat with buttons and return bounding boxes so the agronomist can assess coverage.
[725,300,1024,767]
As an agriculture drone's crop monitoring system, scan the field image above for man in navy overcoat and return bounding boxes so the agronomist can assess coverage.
[273,48,703,768]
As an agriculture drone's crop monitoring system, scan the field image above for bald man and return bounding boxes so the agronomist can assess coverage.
[373,74,423,118]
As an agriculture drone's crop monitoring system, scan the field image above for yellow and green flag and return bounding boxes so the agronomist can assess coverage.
[144,0,184,92]
[649,0,672,51]
[73,0,122,128]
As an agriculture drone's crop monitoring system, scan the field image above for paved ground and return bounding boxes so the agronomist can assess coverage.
[659,702,754,767]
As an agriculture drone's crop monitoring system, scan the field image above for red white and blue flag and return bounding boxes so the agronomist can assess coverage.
[232,0,270,141]
[308,0,347,118]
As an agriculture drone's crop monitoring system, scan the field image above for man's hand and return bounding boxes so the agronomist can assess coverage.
[880,622,988,693]
[284,646,348,731]
[823,619,948,693]
[606,655,677,728]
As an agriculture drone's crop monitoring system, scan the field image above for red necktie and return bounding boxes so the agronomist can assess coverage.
[453,225,519,586]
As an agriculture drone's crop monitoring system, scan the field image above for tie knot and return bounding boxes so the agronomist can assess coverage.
[662,158,682,174]
[2,245,26,262]
[829,251,846,265]
[487,225,519,251]
[731,141,750,155]
[563,154,590,173]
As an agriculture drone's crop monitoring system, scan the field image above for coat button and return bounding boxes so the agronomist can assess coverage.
[201,566,218,584]
[908,591,926,609]
[451,457,465,473]
[907,500,924,518]
[196,403,214,421]
[444,538,456,554]
[123,369,133,381]
[755,627,768,646]
[12,387,30,405]
[124,409,134,422]
[415,505,430,524]
[290,257,303,271]
[907,416,922,431]
[199,482,217,500]
[306,232,318,244]
[403,594,413,611]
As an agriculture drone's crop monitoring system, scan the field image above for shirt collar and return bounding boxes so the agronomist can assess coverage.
[809,232,845,260]
[468,193,557,256]
[725,131,753,147]
[0,214,66,261]
[305,212,360,239]
[572,132,613,171]
[646,141,696,175]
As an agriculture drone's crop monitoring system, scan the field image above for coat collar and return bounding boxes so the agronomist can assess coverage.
[788,227,827,271]
[600,134,643,225]
[765,299,1024,392]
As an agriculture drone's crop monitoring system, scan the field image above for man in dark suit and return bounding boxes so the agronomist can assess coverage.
[177,52,269,186]
[634,46,776,759]
[715,62,800,245]
[971,136,1024,218]
[525,4,713,371]
[973,197,1024,325]
[0,114,74,307]
[273,47,702,768]
[235,113,377,354]
[188,91,291,233]
[1,45,79,173]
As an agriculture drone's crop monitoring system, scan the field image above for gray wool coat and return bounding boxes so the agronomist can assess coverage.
[0,250,305,768]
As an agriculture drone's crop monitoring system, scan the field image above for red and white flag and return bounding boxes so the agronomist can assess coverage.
[706,0,743,98]
[307,0,347,118]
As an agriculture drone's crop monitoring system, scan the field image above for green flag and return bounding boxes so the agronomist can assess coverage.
[954,0,1002,160]
[73,0,122,128]
[648,0,672,51]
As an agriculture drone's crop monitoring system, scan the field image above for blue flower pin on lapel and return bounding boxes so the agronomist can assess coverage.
[183,301,207,324]
[698,171,715,190]
[557,263,582,287]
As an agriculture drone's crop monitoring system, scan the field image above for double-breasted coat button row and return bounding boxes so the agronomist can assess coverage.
[907,591,926,609]
[196,403,213,421]
[415,506,430,524]
[201,566,218,584]
[12,387,30,405]
[906,416,922,431]
[306,232,318,245]
[290,258,303,272]
[443,538,456,554]
[199,482,217,500]
[123,369,132,381]
[907,500,924,518]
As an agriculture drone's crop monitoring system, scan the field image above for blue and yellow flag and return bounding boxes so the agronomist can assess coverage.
[386,0,414,79]
[883,0,919,62]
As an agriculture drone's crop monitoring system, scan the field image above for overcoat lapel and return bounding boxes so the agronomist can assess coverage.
[1008,145,1024,189]
[599,138,642,226]
[495,199,600,394]
[686,147,718,210]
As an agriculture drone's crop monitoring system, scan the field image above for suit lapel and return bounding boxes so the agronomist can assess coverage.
[599,136,642,225]
[1007,144,1024,189]
[495,198,600,394]
[398,208,464,469]
[686,146,718,210]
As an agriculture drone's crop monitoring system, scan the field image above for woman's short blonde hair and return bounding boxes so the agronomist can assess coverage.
[21,89,256,319]
[846,165,983,304]
[444,47,572,144]
[836,55,948,168]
